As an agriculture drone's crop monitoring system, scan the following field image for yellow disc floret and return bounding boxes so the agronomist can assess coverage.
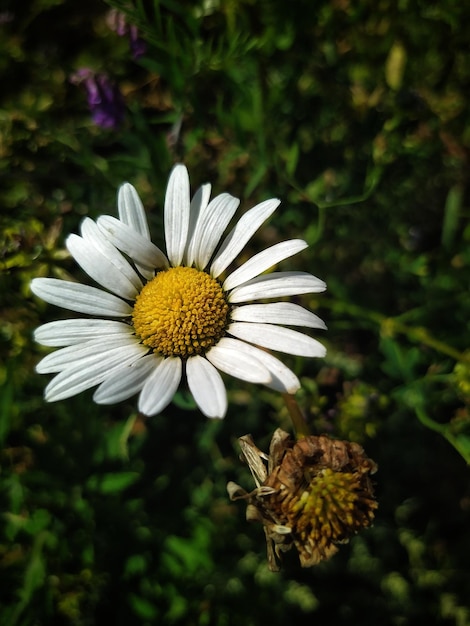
[132,266,229,358]
[292,467,374,544]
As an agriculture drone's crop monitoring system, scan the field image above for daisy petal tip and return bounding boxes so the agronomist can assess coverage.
[169,163,190,189]
[285,382,301,394]
[30,277,44,295]
[211,412,226,420]
[312,346,327,359]
[92,387,114,405]
[137,401,160,418]
[172,162,188,175]
[201,405,227,420]
[119,181,140,202]
[64,233,73,244]
[43,388,60,403]
[136,400,153,417]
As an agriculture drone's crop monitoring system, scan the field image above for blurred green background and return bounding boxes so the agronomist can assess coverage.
[1,0,470,624]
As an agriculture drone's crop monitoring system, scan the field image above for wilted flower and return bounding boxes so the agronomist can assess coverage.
[70,68,125,130]
[31,165,326,418]
[228,429,377,570]
[106,8,146,59]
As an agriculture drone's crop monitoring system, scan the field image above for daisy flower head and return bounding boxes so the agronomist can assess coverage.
[31,165,326,419]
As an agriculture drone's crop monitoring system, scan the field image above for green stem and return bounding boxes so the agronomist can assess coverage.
[322,298,470,364]
[415,406,470,465]
[282,394,310,439]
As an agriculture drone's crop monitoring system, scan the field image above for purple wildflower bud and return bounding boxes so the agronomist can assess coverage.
[106,8,146,60]
[128,24,146,59]
[70,68,125,130]
[0,11,14,25]
[106,8,127,36]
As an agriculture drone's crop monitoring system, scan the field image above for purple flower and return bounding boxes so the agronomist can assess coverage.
[106,8,146,60]
[0,12,14,25]
[70,68,125,130]
[128,24,146,60]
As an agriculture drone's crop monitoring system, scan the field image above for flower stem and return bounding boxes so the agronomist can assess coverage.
[282,393,310,439]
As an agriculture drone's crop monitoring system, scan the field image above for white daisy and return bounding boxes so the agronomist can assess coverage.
[31,165,326,419]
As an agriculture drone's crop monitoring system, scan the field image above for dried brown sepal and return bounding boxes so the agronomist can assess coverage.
[228,428,378,571]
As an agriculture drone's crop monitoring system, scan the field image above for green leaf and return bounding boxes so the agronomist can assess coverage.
[441,184,463,250]
[103,414,138,461]
[128,594,158,620]
[379,337,422,382]
[86,472,140,494]
[0,379,13,446]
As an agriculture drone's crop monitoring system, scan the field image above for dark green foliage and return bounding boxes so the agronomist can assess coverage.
[1,0,470,624]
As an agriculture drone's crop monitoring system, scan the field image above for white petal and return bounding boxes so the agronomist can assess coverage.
[228,271,326,303]
[31,278,133,317]
[66,234,139,300]
[205,337,271,384]
[231,302,327,329]
[186,193,240,270]
[210,198,280,278]
[183,183,211,266]
[223,239,308,292]
[117,183,151,239]
[43,343,148,402]
[93,354,159,404]
[228,322,326,357]
[36,335,142,373]
[34,319,133,346]
[138,357,182,416]
[165,164,190,267]
[116,183,156,279]
[97,216,168,270]
[228,340,300,393]
[186,355,227,418]
[80,218,145,288]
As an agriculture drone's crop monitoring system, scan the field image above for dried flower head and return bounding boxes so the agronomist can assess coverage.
[228,428,377,571]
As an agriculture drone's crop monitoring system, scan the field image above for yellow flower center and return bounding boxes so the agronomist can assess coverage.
[132,266,229,358]
[292,467,375,543]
